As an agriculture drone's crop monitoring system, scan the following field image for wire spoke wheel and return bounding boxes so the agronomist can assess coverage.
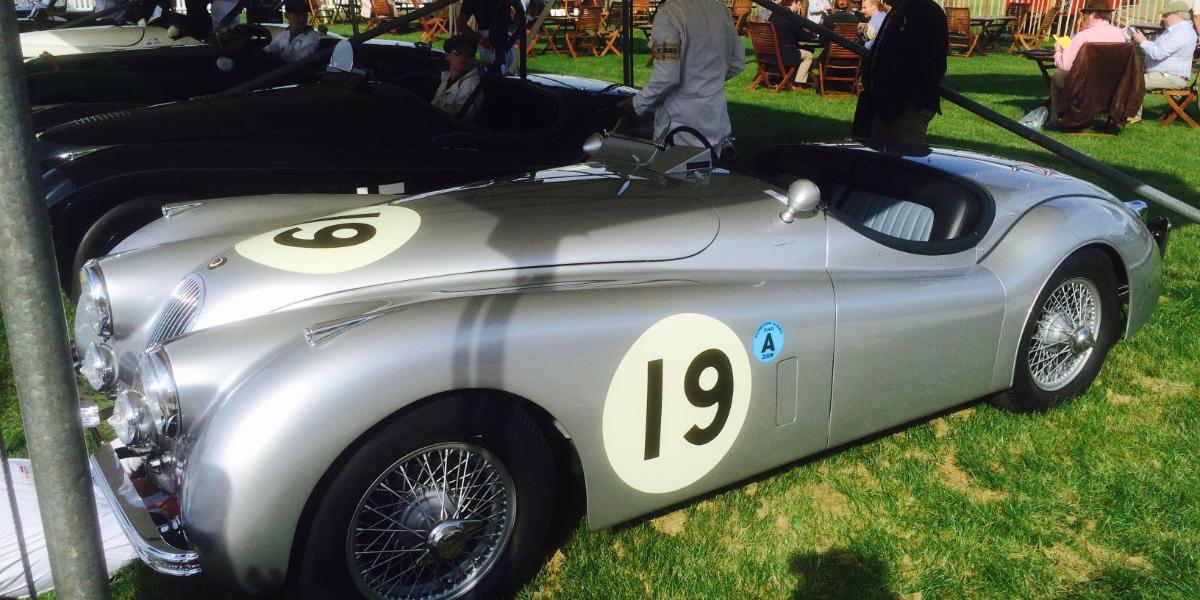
[346,443,517,600]
[1027,276,1102,391]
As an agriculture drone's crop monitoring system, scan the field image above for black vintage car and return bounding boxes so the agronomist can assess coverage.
[25,25,362,130]
[37,44,634,291]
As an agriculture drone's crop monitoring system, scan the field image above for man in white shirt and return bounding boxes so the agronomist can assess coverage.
[265,0,321,63]
[618,0,745,153]
[432,34,485,119]
[1130,1,1198,122]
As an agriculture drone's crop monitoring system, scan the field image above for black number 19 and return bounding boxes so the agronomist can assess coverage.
[643,349,734,460]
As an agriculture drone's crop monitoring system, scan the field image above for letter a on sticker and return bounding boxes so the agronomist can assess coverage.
[760,334,775,355]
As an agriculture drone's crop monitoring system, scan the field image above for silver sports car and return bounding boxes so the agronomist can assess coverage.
[76,133,1167,600]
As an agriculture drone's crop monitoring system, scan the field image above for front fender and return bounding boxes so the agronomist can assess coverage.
[979,195,1160,390]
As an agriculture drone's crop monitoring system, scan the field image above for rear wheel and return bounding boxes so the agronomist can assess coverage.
[295,396,556,600]
[990,248,1119,413]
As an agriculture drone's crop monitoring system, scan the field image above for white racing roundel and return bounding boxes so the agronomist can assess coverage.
[602,313,752,494]
[235,205,420,274]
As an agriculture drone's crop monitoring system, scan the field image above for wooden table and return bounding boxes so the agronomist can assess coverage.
[533,15,577,56]
[1016,48,1055,90]
[970,15,1017,53]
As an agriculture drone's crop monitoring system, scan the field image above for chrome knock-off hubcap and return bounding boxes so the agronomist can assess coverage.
[347,443,516,600]
[1028,277,1102,392]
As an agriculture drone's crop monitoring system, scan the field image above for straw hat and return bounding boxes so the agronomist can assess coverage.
[1079,0,1114,12]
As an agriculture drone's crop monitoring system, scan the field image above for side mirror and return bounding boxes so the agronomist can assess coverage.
[328,39,355,73]
[780,179,821,223]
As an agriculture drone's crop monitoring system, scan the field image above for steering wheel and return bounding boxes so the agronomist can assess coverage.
[229,23,273,50]
[664,125,717,162]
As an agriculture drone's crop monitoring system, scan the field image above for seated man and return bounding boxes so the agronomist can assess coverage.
[861,0,889,48]
[1050,0,1126,121]
[769,0,817,86]
[264,0,320,63]
[1130,1,1197,122]
[821,0,860,29]
[432,34,485,119]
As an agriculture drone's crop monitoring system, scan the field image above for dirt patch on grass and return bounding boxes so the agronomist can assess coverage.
[773,514,791,534]
[611,540,626,559]
[931,418,950,438]
[1044,543,1096,583]
[744,482,758,497]
[937,449,1006,503]
[1044,537,1154,584]
[756,498,773,519]
[650,510,687,536]
[845,464,880,491]
[950,407,976,420]
[530,550,568,598]
[805,482,851,518]
[1135,375,1194,397]
[1106,390,1138,406]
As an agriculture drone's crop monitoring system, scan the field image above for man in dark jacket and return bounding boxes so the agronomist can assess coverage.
[851,0,947,144]
[769,0,818,85]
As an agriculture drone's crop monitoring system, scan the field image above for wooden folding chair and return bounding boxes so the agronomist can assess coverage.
[366,0,395,29]
[308,0,335,25]
[816,22,862,96]
[409,0,448,42]
[747,21,798,92]
[564,6,606,57]
[1002,1,1030,52]
[731,0,752,35]
[1159,70,1199,128]
[598,2,624,57]
[1011,5,1057,51]
[946,6,978,58]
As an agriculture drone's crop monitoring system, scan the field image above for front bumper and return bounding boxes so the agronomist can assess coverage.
[89,440,200,576]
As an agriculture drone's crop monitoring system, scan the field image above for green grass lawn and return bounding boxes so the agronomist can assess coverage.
[2,30,1199,599]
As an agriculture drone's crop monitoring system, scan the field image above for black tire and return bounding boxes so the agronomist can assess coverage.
[990,248,1119,413]
[68,194,187,299]
[294,395,556,600]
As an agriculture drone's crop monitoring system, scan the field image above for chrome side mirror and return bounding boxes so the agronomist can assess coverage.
[780,179,821,223]
[328,39,355,73]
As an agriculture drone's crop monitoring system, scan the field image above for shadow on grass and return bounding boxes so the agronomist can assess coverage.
[789,547,899,600]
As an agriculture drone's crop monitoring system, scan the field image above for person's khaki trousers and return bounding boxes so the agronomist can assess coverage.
[1137,71,1189,119]
[1050,68,1070,122]
[869,103,935,144]
[794,50,814,84]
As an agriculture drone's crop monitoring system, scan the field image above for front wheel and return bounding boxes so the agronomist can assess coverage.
[295,396,556,600]
[990,248,1120,413]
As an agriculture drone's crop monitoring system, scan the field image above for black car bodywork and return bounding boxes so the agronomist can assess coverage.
[37,57,634,286]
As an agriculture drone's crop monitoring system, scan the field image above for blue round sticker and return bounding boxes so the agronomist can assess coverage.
[752,321,784,363]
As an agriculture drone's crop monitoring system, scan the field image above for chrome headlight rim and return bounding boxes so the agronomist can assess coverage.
[80,342,115,392]
[140,343,180,438]
[79,259,113,338]
[111,389,147,447]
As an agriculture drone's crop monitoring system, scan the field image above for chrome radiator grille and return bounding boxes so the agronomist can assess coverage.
[146,274,204,347]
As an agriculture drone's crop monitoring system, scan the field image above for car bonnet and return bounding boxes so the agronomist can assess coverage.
[180,164,719,332]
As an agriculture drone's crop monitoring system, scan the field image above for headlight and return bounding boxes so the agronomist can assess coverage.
[110,390,148,446]
[79,342,115,392]
[140,344,179,438]
[78,260,112,338]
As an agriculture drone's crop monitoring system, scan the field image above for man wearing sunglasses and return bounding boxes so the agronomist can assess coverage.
[432,34,485,119]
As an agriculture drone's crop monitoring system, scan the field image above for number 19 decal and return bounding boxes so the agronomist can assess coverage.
[235,205,420,274]
[603,314,751,494]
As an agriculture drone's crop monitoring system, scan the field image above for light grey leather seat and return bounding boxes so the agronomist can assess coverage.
[836,191,935,242]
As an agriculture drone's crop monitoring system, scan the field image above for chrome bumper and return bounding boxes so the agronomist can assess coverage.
[89,441,201,576]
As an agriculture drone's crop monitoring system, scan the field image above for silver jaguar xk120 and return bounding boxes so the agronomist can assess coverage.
[76,133,1167,600]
